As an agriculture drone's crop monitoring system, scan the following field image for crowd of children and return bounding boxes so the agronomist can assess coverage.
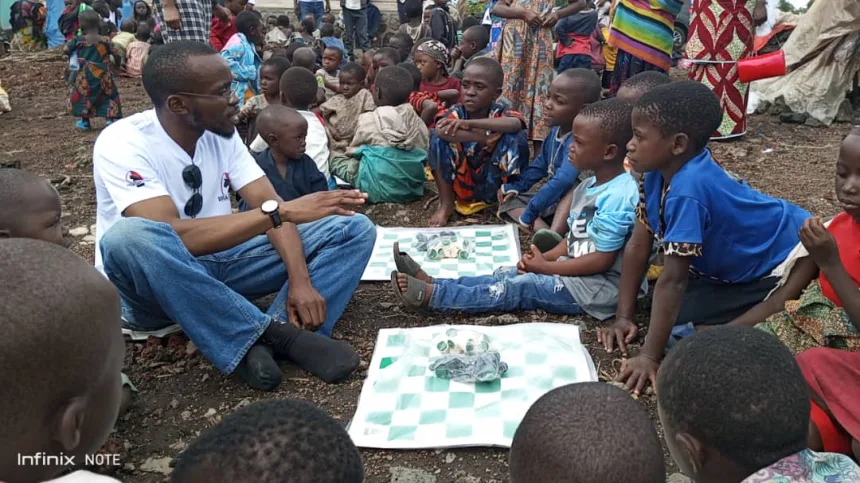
[5,1,860,482]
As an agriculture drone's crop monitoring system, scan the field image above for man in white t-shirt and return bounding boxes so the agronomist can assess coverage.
[93,41,375,391]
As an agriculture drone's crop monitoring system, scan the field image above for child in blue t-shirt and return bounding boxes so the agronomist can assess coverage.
[600,81,812,395]
[391,99,644,319]
[497,68,601,236]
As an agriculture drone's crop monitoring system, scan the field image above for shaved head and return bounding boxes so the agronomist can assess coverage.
[256,105,307,140]
[0,169,65,246]
[292,47,317,71]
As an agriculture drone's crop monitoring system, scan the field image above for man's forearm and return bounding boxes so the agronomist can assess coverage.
[268,223,311,283]
[171,210,274,256]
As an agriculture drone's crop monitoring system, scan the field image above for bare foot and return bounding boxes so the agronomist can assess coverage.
[428,206,453,227]
[396,272,433,304]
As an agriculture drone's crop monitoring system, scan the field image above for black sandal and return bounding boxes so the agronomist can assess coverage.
[390,271,431,312]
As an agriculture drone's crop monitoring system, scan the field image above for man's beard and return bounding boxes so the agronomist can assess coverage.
[188,106,235,139]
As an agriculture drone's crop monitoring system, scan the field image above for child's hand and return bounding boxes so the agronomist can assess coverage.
[616,355,659,396]
[541,11,559,27]
[597,316,638,356]
[521,9,541,27]
[439,118,471,137]
[517,244,547,274]
[497,187,516,204]
[450,46,462,62]
[800,217,840,269]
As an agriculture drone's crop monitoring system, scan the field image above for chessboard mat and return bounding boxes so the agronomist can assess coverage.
[360,225,522,282]
[348,323,598,449]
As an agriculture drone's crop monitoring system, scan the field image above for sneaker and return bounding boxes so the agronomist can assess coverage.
[120,318,183,341]
[75,119,92,131]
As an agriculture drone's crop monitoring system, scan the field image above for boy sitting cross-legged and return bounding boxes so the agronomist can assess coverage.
[427,57,529,227]
[330,66,429,204]
[394,98,646,319]
[601,81,812,395]
[498,68,602,236]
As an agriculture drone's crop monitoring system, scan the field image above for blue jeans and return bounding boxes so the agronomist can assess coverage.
[342,7,369,56]
[557,54,592,74]
[428,267,584,315]
[100,215,376,374]
[298,1,325,28]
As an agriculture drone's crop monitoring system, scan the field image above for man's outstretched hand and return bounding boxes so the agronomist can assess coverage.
[280,190,367,225]
[597,316,638,357]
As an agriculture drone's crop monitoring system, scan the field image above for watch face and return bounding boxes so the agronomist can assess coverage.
[262,200,278,213]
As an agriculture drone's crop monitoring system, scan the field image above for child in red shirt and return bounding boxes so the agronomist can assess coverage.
[414,39,461,107]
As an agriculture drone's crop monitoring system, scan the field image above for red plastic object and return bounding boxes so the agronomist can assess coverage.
[737,50,786,83]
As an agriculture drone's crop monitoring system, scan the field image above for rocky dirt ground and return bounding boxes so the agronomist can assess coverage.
[0,50,852,483]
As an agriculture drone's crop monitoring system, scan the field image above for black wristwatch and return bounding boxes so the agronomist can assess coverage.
[261,200,282,229]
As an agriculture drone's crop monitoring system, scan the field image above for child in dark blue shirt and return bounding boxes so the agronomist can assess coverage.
[600,81,811,396]
[498,68,601,236]
[239,105,328,211]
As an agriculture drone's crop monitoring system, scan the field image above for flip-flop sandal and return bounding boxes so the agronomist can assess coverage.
[390,271,430,313]
[393,241,426,279]
[532,229,563,254]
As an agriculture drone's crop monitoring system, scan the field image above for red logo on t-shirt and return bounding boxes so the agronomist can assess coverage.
[125,170,145,187]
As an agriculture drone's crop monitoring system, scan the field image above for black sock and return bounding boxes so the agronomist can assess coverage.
[235,345,282,391]
[263,321,360,383]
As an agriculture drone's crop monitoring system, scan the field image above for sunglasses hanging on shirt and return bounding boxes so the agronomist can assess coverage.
[182,164,203,218]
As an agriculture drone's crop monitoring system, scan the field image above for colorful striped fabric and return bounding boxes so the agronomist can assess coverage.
[608,0,684,71]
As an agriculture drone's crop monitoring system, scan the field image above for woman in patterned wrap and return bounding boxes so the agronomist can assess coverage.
[686,0,767,139]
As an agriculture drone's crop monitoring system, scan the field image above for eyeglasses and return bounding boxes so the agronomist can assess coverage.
[175,89,239,102]
[182,164,203,218]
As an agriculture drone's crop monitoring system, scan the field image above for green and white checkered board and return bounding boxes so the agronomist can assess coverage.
[348,324,597,449]
[361,225,522,282]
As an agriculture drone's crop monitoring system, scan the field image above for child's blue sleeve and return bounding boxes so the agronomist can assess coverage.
[502,134,551,195]
[588,179,639,252]
[220,46,257,83]
[520,161,579,226]
[661,196,708,256]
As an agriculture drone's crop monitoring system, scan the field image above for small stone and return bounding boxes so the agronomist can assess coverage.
[180,410,191,420]
[445,453,456,464]
[123,463,136,472]
[200,374,210,382]
[82,235,96,243]
[89,224,97,234]
[139,456,173,475]
[169,440,188,451]
[185,341,198,356]
[169,399,179,410]
[68,226,89,237]
[233,398,251,410]
[667,473,694,483]
[203,408,217,418]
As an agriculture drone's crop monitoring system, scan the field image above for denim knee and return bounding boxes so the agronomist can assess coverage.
[346,214,375,239]
[100,217,179,269]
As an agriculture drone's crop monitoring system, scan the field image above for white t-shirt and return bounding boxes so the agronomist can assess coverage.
[344,0,362,9]
[250,110,330,179]
[93,110,264,273]
[44,470,121,482]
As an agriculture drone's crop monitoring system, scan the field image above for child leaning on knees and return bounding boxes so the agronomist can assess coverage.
[427,57,529,227]
[252,66,333,186]
[171,400,364,483]
[600,81,811,395]
[397,99,645,318]
[400,62,442,127]
[0,239,125,483]
[123,22,152,78]
[64,9,122,130]
[238,106,328,211]
[510,383,666,483]
[319,62,376,158]
[498,68,602,238]
[657,326,860,482]
[414,40,461,107]
[330,66,429,204]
